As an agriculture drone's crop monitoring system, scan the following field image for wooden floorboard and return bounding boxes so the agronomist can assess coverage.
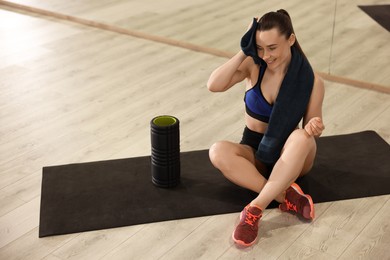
[1,0,389,91]
[339,197,390,260]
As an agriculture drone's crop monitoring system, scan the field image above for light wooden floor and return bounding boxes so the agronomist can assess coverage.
[0,1,389,259]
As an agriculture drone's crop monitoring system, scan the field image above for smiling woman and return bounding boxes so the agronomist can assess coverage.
[255,28,295,71]
[207,9,325,247]
[257,10,307,61]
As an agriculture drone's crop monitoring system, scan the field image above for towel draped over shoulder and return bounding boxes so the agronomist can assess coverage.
[255,46,314,164]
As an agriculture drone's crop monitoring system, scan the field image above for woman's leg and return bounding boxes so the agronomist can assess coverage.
[209,140,285,203]
[250,129,317,209]
[229,129,316,247]
[209,141,265,192]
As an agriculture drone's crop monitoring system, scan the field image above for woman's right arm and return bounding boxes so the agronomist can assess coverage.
[207,50,250,92]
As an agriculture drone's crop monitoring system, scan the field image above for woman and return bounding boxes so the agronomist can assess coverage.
[207,9,325,247]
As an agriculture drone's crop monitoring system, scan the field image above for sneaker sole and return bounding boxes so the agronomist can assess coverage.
[232,234,257,247]
[290,183,315,220]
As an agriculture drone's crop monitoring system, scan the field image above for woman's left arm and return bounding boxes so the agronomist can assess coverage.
[303,74,325,137]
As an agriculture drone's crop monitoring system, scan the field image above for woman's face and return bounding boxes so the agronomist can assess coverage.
[255,28,295,71]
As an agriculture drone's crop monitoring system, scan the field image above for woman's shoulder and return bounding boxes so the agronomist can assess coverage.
[239,56,259,75]
[311,72,325,99]
[313,73,324,89]
[238,57,260,85]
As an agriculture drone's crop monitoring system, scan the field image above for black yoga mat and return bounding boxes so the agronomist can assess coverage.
[359,5,390,32]
[39,131,390,237]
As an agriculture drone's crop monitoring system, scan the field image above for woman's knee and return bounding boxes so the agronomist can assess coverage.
[287,129,316,149]
[209,141,232,168]
[285,129,317,175]
[209,141,253,170]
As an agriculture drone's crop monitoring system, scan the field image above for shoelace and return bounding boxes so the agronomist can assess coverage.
[284,199,298,212]
[244,211,260,226]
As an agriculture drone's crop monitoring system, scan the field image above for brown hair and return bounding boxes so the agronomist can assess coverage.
[258,9,307,60]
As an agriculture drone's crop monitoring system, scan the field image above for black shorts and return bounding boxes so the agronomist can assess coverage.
[240,126,264,150]
[240,126,275,175]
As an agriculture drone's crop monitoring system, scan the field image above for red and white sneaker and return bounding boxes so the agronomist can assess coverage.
[232,204,263,247]
[279,183,315,220]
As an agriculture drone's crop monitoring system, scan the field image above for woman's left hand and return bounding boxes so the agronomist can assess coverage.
[304,117,324,137]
